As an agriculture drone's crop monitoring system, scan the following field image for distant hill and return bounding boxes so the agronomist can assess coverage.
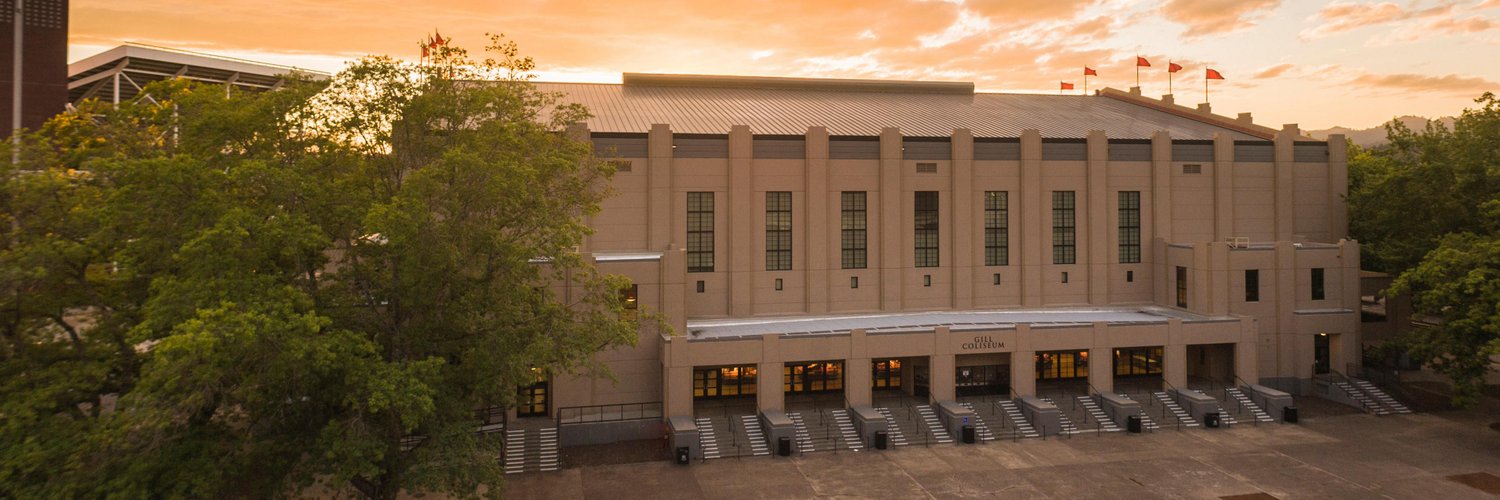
[1307,116,1457,147]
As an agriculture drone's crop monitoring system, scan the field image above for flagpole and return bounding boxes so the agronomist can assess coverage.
[1168,61,1173,95]
[1205,77,1209,104]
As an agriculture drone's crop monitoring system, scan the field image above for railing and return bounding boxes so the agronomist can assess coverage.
[556,401,663,426]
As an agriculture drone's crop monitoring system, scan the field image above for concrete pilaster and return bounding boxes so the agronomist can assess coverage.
[1213,133,1235,242]
[1086,130,1109,305]
[930,327,956,402]
[1165,319,1187,390]
[758,333,784,412]
[1089,322,1112,393]
[664,335,693,418]
[1020,130,1043,307]
[847,328,872,406]
[879,127,903,311]
[951,129,975,309]
[1236,316,1259,383]
[1012,324,1036,397]
[647,124,674,251]
[1151,131,1173,243]
[805,126,831,314]
[1273,124,1298,242]
[728,125,754,316]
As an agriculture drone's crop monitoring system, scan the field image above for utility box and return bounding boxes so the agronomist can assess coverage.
[874,430,889,450]
[1097,392,1142,429]
[1018,396,1062,437]
[1127,415,1142,434]
[675,446,690,465]
[850,405,888,448]
[666,416,699,461]
[777,436,792,456]
[962,425,976,444]
[1204,412,1221,428]
[1283,406,1299,423]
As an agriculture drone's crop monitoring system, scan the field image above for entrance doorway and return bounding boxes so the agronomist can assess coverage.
[872,359,903,390]
[1036,350,1090,396]
[1315,334,1331,375]
[784,361,845,394]
[1187,343,1235,390]
[1113,346,1164,394]
[517,380,548,418]
[956,364,1011,397]
[694,365,758,399]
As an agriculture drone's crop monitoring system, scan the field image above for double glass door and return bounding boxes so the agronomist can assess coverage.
[784,361,845,394]
[517,380,548,417]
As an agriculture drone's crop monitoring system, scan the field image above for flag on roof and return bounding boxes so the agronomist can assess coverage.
[1169,62,1183,73]
[1060,82,1075,90]
[1084,67,1097,76]
[1136,56,1150,67]
[1206,68,1225,80]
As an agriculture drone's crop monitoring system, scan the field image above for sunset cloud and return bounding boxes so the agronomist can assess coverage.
[1253,63,1296,79]
[1351,71,1499,95]
[1300,1,1460,39]
[1160,0,1282,38]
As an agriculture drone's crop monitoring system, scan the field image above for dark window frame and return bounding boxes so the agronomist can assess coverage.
[1245,269,1260,302]
[1118,191,1141,263]
[765,191,792,271]
[1312,268,1325,300]
[915,191,940,268]
[841,192,867,269]
[1176,266,1188,308]
[984,191,1009,266]
[1052,191,1077,264]
[687,192,715,272]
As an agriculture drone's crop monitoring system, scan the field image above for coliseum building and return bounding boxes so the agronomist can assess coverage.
[515,72,1374,467]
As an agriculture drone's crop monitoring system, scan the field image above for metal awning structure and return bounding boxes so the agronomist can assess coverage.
[67,43,330,105]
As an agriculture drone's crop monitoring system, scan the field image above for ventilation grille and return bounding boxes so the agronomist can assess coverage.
[1183,164,1203,174]
[916,162,938,173]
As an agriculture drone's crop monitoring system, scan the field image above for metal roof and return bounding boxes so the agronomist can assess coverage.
[68,43,329,105]
[684,306,1227,340]
[534,77,1262,140]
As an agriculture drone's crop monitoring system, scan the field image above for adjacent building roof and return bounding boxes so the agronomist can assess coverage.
[67,43,329,105]
[534,73,1269,140]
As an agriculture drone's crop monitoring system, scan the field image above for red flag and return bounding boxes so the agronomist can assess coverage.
[421,44,429,58]
[1136,56,1150,67]
[1084,67,1097,76]
[1060,82,1075,90]
[1206,68,1225,80]
[434,29,446,46]
[1169,62,1183,73]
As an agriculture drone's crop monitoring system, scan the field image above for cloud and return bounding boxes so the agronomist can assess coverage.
[1351,71,1499,95]
[1253,63,1296,79]
[1160,0,1282,38]
[1066,16,1116,40]
[1300,1,1462,40]
[964,0,1098,22]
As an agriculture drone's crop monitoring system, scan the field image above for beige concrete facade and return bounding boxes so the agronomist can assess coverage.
[536,79,1358,422]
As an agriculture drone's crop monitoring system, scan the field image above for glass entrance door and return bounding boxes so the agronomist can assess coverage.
[1314,334,1331,375]
[783,361,845,394]
[517,380,548,417]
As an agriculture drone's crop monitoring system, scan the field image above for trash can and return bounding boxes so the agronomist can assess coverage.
[1283,406,1298,424]
[675,446,690,465]
[777,436,792,456]
[1127,415,1142,434]
[962,424,976,444]
[1204,412,1220,428]
[874,431,888,450]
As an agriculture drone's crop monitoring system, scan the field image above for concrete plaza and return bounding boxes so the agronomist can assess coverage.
[502,398,1500,499]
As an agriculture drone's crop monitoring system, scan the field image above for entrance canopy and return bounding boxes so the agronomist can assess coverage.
[685,306,1227,340]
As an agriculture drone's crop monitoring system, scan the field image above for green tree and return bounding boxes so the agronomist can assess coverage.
[0,35,641,498]
[1348,92,1500,407]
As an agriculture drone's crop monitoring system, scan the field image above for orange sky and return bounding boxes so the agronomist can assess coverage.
[68,0,1500,130]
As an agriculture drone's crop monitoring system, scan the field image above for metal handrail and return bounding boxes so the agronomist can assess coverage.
[556,401,664,426]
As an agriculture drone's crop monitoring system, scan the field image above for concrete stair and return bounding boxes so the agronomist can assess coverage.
[501,426,560,474]
[831,409,865,451]
[875,407,911,446]
[1114,393,1161,431]
[739,415,771,456]
[1077,396,1123,432]
[1333,381,1390,415]
[503,429,526,474]
[1040,398,1081,435]
[1152,391,1201,428]
[957,402,997,441]
[1351,379,1413,414]
[787,412,816,452]
[995,400,1041,439]
[695,417,723,459]
[915,405,954,444]
[1225,387,1276,423]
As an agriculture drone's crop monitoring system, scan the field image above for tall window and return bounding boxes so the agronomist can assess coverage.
[765,192,792,271]
[984,191,1008,266]
[841,192,867,269]
[914,191,939,268]
[1245,269,1260,302]
[1176,266,1188,308]
[687,192,714,272]
[1052,191,1076,264]
[1311,268,1325,300]
[1118,191,1141,263]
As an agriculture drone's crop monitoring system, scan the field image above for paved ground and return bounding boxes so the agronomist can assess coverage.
[502,397,1500,499]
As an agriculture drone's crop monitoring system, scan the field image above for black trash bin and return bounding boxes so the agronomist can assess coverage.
[675,446,690,465]
[1127,415,1142,434]
[874,431,888,450]
[962,424,976,444]
[1283,406,1298,423]
[1204,412,1221,428]
[777,436,792,456]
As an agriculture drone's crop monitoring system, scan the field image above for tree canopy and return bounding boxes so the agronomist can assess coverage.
[1348,92,1500,407]
[0,36,640,498]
